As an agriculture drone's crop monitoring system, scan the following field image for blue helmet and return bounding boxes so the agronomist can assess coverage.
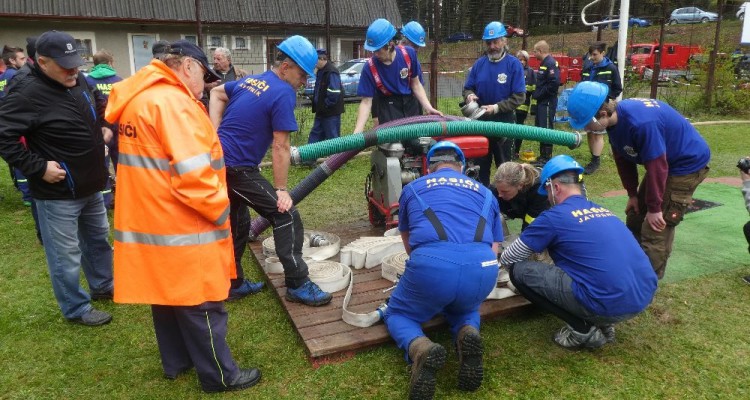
[277,35,317,77]
[427,141,466,170]
[401,21,426,47]
[365,19,398,51]
[538,155,584,195]
[567,81,610,130]
[482,21,507,40]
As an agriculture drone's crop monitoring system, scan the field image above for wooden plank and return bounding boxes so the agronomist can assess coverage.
[248,221,533,360]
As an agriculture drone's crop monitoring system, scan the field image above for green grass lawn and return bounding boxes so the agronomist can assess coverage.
[1,121,749,399]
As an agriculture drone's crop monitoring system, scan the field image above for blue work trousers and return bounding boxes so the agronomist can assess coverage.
[308,115,342,144]
[384,242,499,362]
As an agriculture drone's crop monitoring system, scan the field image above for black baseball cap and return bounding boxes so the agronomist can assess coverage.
[152,40,169,58]
[35,30,85,69]
[167,40,221,83]
[26,36,38,60]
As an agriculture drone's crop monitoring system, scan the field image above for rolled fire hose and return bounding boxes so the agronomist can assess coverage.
[342,250,519,328]
[262,231,341,261]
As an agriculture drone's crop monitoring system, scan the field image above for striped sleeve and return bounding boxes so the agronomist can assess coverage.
[500,238,534,266]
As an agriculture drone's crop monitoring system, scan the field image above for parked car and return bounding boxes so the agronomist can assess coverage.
[303,58,367,99]
[738,2,749,20]
[592,16,652,30]
[668,7,718,24]
[505,24,529,37]
[443,32,473,43]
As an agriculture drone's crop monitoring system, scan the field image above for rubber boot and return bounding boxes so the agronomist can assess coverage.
[456,325,484,391]
[407,337,446,400]
[534,144,553,167]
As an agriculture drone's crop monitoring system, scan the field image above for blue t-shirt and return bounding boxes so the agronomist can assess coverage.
[218,70,298,167]
[399,168,503,250]
[464,55,526,105]
[357,46,422,97]
[519,195,657,316]
[610,99,710,176]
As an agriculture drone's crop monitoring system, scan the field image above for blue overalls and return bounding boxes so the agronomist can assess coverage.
[384,185,500,361]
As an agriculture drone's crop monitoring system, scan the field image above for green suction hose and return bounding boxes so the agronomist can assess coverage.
[291,120,581,163]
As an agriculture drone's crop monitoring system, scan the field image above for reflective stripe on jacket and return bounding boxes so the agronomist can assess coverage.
[105,60,234,306]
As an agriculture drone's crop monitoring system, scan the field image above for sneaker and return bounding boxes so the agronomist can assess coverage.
[408,337,446,400]
[68,308,112,326]
[23,201,32,207]
[553,325,606,350]
[227,280,264,301]
[599,324,616,343]
[91,289,113,301]
[285,281,332,306]
[743,275,750,285]
[202,368,261,393]
[583,159,601,175]
[456,326,484,392]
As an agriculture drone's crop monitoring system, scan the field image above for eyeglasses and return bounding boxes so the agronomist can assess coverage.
[591,116,606,131]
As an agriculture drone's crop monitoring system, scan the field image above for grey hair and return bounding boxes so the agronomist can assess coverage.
[516,50,529,61]
[213,47,232,62]
[494,162,539,192]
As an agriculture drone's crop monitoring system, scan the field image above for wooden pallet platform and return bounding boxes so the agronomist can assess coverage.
[248,220,531,361]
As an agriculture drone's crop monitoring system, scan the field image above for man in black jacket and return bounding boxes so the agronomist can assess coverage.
[308,48,344,144]
[0,31,113,327]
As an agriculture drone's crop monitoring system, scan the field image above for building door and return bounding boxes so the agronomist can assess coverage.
[130,34,158,74]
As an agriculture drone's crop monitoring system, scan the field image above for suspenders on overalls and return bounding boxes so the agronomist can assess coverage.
[409,184,494,243]
[367,45,412,96]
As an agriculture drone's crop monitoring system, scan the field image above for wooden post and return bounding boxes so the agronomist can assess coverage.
[195,0,203,48]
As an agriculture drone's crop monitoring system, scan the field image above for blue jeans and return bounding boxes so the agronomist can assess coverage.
[35,193,113,319]
[308,115,341,144]
[510,260,637,331]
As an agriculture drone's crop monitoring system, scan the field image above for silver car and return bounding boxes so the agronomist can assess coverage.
[669,7,719,24]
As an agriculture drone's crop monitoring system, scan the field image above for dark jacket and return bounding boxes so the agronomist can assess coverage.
[0,63,107,199]
[532,55,560,104]
[581,57,622,100]
[312,61,344,117]
[492,180,550,231]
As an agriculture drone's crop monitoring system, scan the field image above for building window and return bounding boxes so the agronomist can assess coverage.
[232,36,249,50]
[66,31,97,63]
[207,35,225,49]
[181,34,198,45]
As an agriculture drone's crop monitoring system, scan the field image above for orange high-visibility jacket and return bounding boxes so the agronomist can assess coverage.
[105,60,234,306]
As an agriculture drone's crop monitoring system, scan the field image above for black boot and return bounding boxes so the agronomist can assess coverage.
[583,155,601,175]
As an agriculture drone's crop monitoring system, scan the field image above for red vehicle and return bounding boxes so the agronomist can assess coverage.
[527,54,583,85]
[505,24,529,38]
[629,42,702,75]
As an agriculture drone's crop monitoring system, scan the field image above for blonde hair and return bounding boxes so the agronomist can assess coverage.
[494,162,540,192]
[516,50,529,61]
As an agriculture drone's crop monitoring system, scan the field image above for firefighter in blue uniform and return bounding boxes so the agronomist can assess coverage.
[500,155,657,350]
[580,41,622,175]
[353,18,441,133]
[385,141,503,400]
[531,40,560,165]
[463,21,526,186]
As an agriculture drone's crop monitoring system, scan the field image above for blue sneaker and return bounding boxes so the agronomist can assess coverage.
[285,281,332,306]
[227,280,264,301]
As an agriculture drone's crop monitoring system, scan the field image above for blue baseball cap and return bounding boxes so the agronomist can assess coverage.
[167,40,221,83]
[316,48,328,56]
[35,30,85,69]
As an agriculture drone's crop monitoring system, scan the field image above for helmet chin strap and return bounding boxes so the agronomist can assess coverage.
[546,179,557,206]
